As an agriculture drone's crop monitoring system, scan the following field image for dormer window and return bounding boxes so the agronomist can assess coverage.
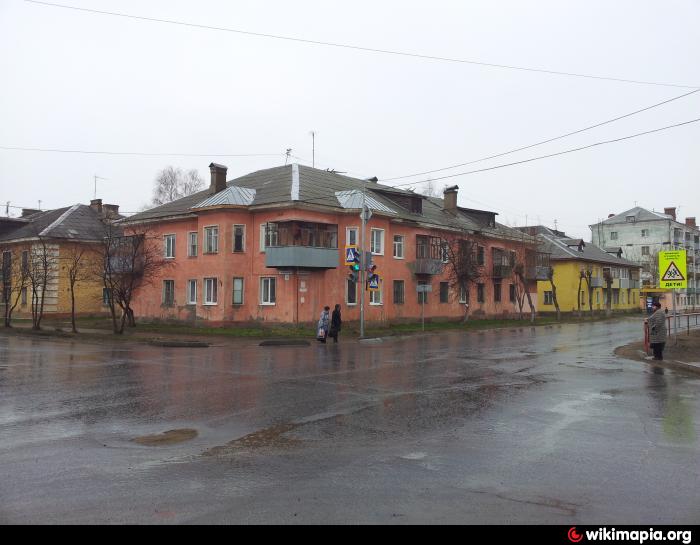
[409,197,422,214]
[626,215,635,223]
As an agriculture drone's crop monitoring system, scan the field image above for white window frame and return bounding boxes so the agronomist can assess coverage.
[259,223,278,252]
[204,277,218,305]
[369,287,382,305]
[346,278,357,306]
[232,224,245,253]
[610,231,618,240]
[346,227,358,247]
[459,285,468,304]
[260,277,276,305]
[204,226,219,254]
[232,277,244,305]
[188,232,198,257]
[393,234,404,259]
[186,279,197,305]
[641,229,649,238]
[370,228,384,255]
[164,234,176,259]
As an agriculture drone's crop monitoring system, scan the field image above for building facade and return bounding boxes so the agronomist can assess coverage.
[590,207,699,310]
[0,201,118,320]
[124,163,545,326]
[520,227,642,314]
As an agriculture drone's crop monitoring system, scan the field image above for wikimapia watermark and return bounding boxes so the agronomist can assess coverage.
[568,527,692,544]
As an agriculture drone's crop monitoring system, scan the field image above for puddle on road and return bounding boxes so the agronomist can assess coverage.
[132,428,198,446]
[205,423,302,457]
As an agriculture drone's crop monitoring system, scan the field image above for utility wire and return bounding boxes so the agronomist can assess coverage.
[383,88,700,181]
[0,146,283,158]
[6,117,698,218]
[25,0,700,90]
[386,117,700,188]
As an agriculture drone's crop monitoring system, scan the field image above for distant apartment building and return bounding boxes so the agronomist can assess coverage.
[0,200,119,318]
[123,163,546,326]
[519,226,641,314]
[590,207,699,309]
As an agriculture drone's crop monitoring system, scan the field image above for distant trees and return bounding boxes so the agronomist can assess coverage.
[151,166,204,206]
[1,246,30,327]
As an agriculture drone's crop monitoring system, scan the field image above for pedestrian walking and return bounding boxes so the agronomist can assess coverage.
[329,304,342,343]
[648,301,667,360]
[317,306,330,343]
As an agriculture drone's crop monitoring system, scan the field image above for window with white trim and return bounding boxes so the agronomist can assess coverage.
[186,279,197,304]
[260,223,278,252]
[370,228,384,255]
[459,285,468,304]
[260,277,276,305]
[641,229,649,238]
[188,232,198,257]
[610,232,618,240]
[393,235,404,259]
[164,234,175,258]
[204,277,218,304]
[233,225,245,253]
[204,226,219,254]
[232,277,244,305]
[369,286,382,305]
[346,227,358,247]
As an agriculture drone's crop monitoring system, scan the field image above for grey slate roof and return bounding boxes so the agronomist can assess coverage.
[538,232,639,268]
[595,207,673,225]
[0,204,111,242]
[125,163,537,243]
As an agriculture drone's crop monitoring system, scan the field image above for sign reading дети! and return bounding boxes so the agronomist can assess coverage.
[659,250,687,289]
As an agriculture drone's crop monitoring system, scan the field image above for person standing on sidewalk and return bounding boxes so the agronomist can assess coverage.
[329,304,342,343]
[648,301,667,360]
[317,306,330,343]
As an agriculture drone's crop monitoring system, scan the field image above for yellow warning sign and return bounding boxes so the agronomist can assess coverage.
[659,250,687,289]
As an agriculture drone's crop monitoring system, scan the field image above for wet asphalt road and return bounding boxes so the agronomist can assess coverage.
[1,318,700,524]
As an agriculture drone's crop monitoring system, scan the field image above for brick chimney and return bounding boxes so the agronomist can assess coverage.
[90,199,103,214]
[686,217,697,228]
[443,185,459,213]
[103,204,120,219]
[664,207,676,221]
[209,163,228,194]
[21,208,41,217]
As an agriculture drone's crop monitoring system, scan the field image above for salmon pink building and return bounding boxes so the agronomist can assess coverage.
[124,163,545,325]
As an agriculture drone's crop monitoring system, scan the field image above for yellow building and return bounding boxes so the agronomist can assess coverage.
[0,201,119,319]
[532,228,642,314]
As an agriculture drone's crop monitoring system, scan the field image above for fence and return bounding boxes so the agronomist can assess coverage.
[644,312,700,354]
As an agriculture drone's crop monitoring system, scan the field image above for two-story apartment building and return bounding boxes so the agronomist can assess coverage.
[590,207,699,310]
[521,226,642,314]
[0,200,119,320]
[123,163,544,325]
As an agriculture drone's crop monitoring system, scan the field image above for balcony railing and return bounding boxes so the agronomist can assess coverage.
[411,258,444,275]
[493,264,513,278]
[525,266,550,281]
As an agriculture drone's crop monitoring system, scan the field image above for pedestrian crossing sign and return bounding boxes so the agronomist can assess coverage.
[367,274,380,291]
[659,250,687,289]
[344,245,359,265]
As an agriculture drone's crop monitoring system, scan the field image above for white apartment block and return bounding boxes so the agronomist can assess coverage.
[590,206,699,310]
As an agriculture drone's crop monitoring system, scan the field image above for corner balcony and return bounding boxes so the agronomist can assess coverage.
[525,266,550,281]
[265,246,339,269]
[590,276,604,288]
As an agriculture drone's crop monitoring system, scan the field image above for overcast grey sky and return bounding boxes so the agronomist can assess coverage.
[1,0,698,239]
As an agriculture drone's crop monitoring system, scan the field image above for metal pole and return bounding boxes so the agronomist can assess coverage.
[422,293,425,332]
[360,181,366,339]
[672,288,678,345]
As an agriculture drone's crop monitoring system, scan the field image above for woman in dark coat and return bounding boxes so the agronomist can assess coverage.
[648,301,667,360]
[330,304,342,343]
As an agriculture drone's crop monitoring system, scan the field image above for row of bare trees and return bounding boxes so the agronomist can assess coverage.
[1,222,167,334]
[441,234,544,323]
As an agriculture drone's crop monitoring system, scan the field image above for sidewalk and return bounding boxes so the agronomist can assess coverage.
[615,331,700,375]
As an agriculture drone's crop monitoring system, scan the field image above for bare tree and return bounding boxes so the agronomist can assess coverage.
[26,233,56,330]
[603,268,613,316]
[63,243,94,333]
[582,267,595,317]
[97,222,171,334]
[151,166,204,206]
[547,266,561,321]
[419,180,445,198]
[442,235,483,322]
[513,262,536,323]
[1,246,30,327]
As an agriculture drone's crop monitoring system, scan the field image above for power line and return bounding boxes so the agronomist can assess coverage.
[386,117,700,188]
[25,0,699,90]
[382,88,700,181]
[5,118,698,219]
[0,146,284,158]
